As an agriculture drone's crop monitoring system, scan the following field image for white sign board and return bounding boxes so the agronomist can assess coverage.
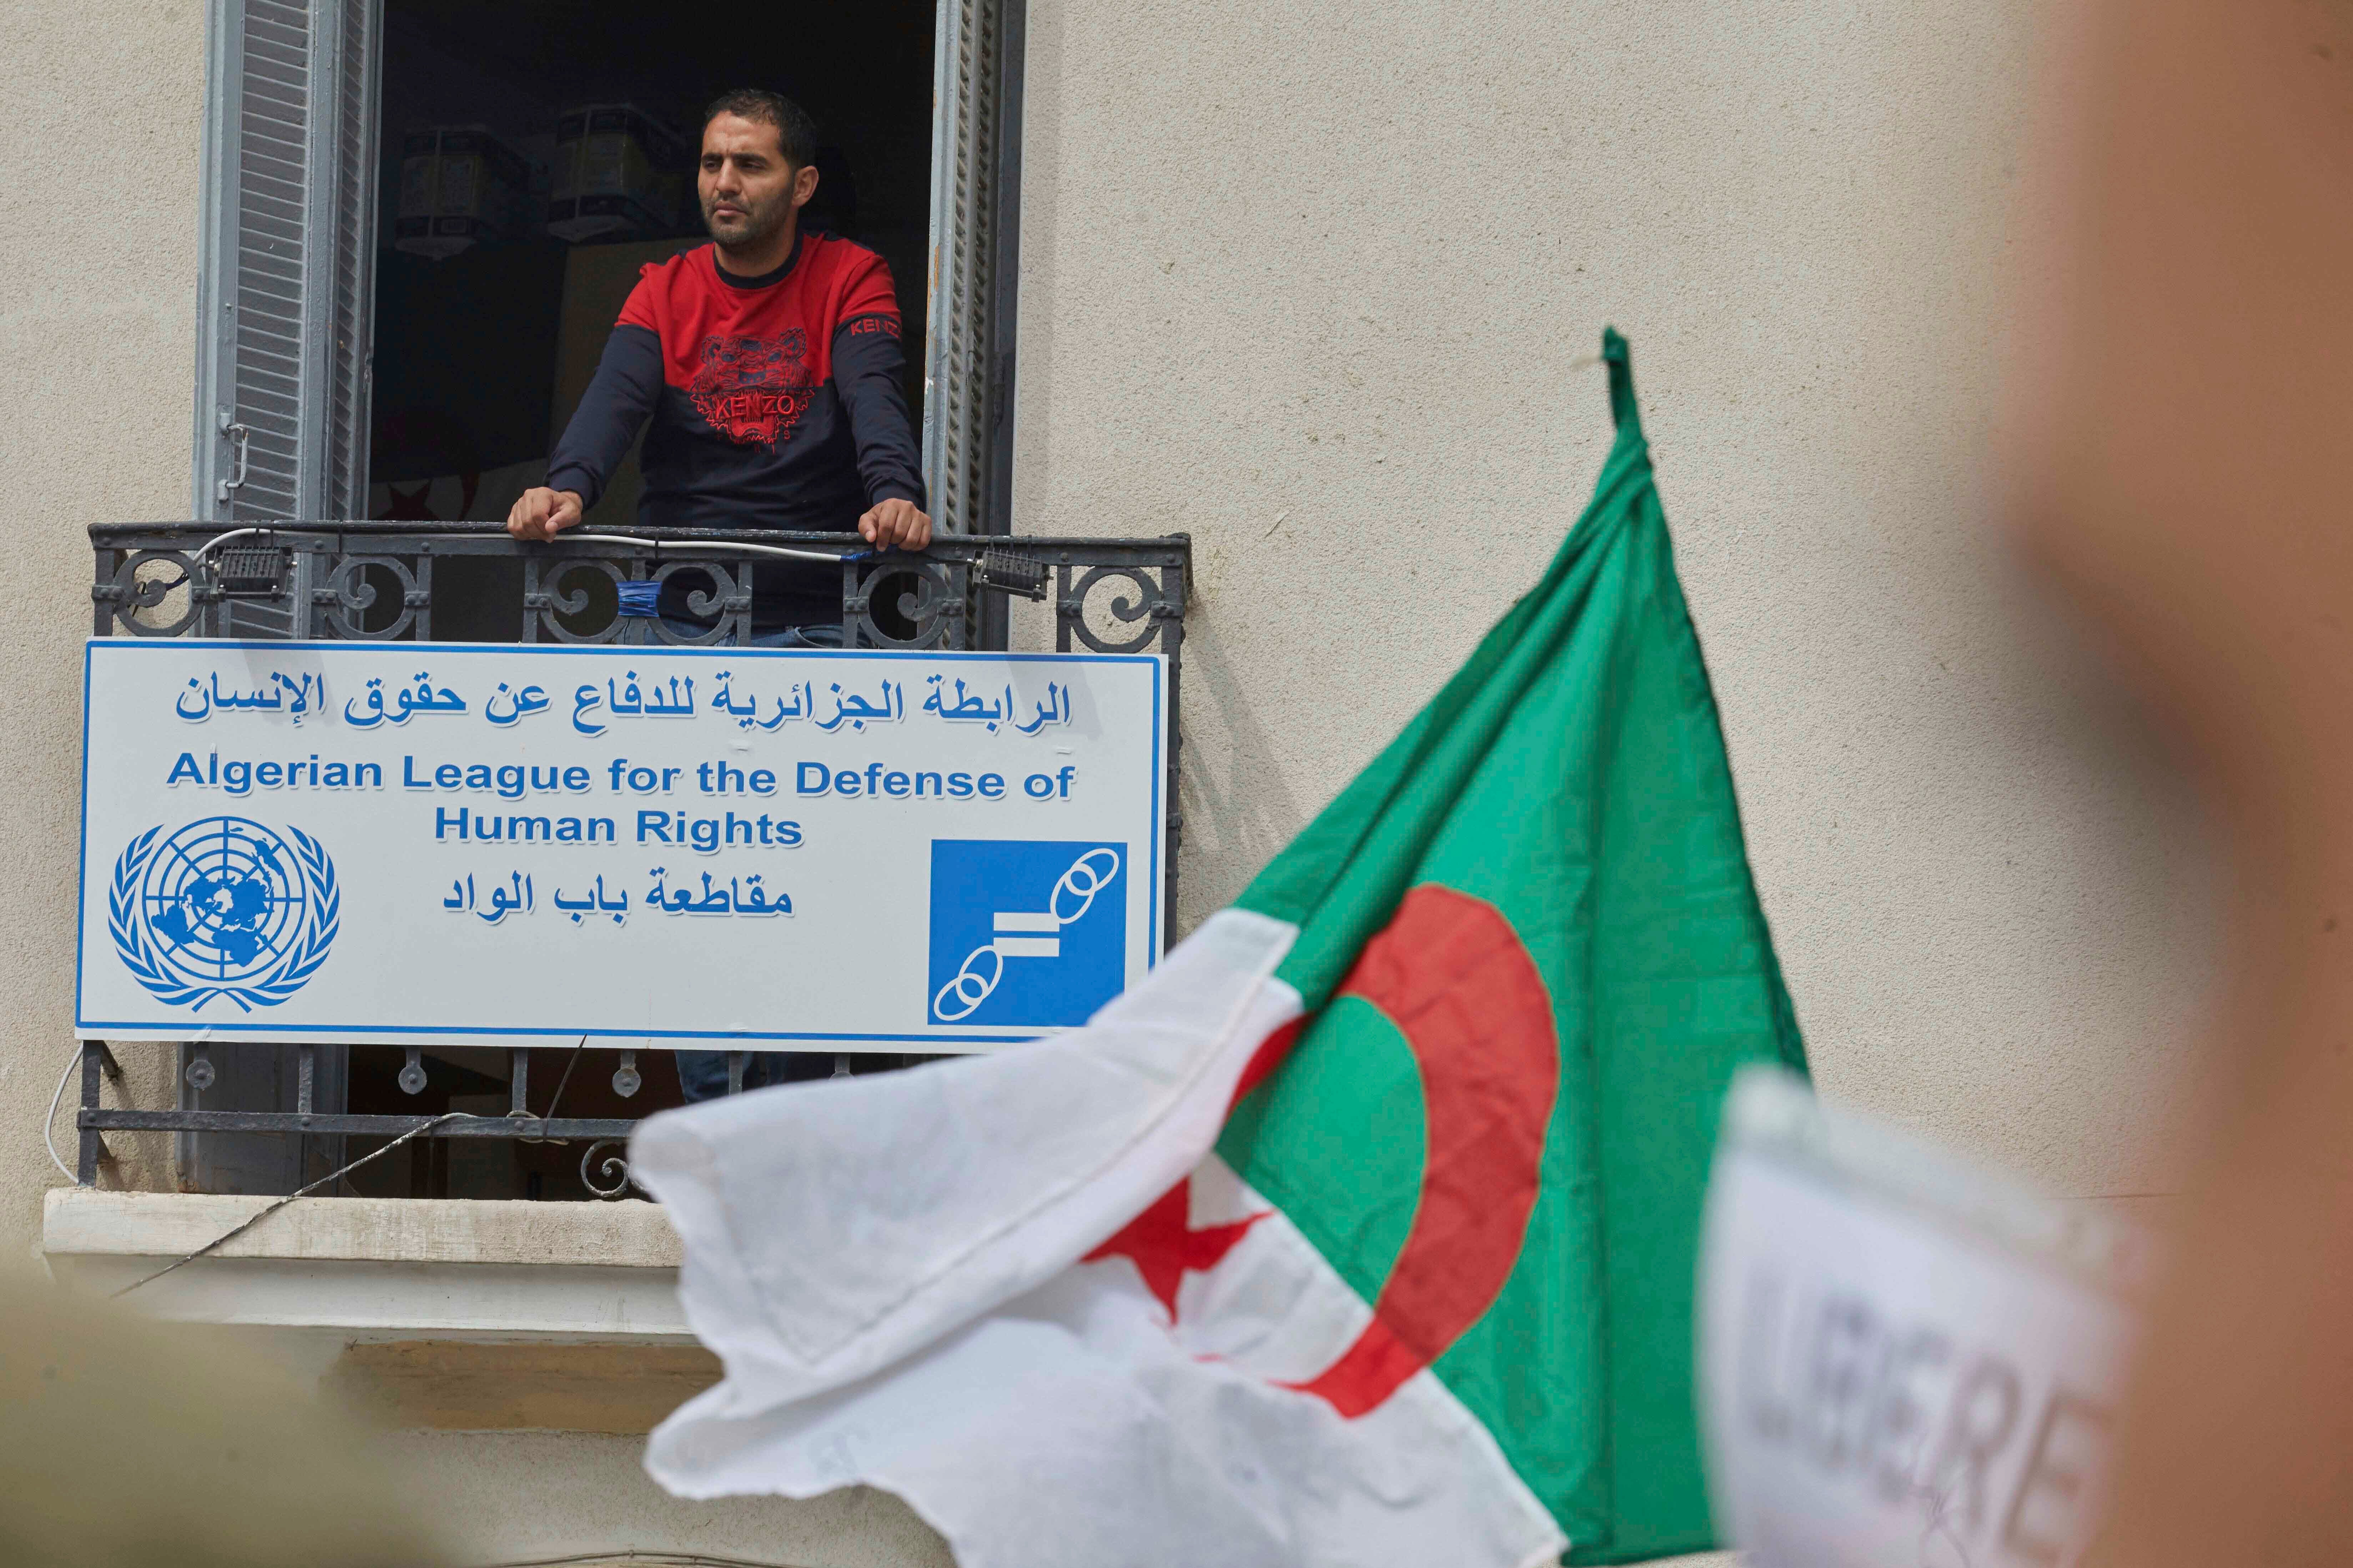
[1699,1069,2152,1568]
[76,639,1166,1052]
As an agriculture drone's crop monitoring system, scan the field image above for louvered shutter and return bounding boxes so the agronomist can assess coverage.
[181,0,376,1190]
[193,0,381,525]
[922,0,1025,540]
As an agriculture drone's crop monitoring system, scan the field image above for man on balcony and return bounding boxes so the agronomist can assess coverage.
[509,88,926,1102]
[507,87,930,644]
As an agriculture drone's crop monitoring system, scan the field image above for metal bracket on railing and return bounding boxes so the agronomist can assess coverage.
[973,547,1047,601]
[211,533,291,598]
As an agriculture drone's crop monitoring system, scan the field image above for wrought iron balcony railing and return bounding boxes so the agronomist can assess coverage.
[77,522,1189,1202]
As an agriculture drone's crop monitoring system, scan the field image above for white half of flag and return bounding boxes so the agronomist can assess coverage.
[630,908,1565,1568]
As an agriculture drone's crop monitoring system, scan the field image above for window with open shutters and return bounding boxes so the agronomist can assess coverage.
[192,0,1023,540]
[180,0,1029,1194]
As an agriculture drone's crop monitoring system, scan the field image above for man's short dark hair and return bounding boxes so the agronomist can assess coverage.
[702,90,818,169]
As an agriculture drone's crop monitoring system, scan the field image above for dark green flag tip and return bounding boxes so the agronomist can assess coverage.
[1600,327,1642,440]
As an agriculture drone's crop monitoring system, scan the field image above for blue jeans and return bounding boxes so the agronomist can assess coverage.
[658,618,846,649]
[747,623,845,649]
[655,572,846,649]
[675,1049,837,1103]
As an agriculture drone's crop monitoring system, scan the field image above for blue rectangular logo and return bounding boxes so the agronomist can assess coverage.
[928,840,1128,1027]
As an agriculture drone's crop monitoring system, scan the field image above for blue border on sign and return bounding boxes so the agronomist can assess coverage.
[75,638,1168,1047]
[74,643,94,1044]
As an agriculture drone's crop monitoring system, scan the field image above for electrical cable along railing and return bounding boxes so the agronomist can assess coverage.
[77,521,1189,1200]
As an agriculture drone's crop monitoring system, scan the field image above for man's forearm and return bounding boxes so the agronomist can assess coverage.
[833,316,927,510]
[547,323,663,510]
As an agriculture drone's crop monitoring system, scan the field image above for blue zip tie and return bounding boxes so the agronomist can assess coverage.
[616,579,661,617]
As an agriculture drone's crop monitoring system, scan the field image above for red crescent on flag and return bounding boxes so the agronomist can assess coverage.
[1286,884,1561,1418]
[1085,886,1558,1419]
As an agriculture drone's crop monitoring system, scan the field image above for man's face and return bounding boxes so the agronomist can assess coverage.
[699,112,816,251]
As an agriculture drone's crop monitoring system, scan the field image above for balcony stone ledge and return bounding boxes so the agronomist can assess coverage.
[43,1189,694,1342]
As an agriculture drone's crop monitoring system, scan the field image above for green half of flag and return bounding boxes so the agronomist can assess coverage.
[1220,328,1807,1562]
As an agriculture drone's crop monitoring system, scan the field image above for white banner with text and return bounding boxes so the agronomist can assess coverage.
[76,639,1166,1051]
[1699,1069,2150,1568]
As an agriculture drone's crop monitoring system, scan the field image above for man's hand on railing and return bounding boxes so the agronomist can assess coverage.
[508,487,586,542]
[858,497,932,551]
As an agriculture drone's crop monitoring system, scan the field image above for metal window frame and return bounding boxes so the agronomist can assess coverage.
[189,0,245,520]
[320,0,386,515]
[922,0,1026,556]
[197,0,1022,543]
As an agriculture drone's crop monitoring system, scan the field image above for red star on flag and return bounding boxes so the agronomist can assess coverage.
[1084,1178,1268,1320]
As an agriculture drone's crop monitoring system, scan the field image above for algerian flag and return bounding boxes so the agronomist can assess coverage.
[632,329,1806,1568]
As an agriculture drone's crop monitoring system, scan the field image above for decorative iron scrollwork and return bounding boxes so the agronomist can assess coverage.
[96,528,1186,659]
[1057,564,1182,656]
[527,556,628,644]
[645,559,749,645]
[103,552,202,638]
[525,555,757,644]
[320,553,428,641]
[846,555,964,648]
[581,1138,641,1199]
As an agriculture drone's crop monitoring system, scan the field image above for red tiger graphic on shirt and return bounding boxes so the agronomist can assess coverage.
[687,329,818,448]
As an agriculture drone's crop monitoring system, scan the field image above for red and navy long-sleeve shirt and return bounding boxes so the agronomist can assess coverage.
[547,231,926,606]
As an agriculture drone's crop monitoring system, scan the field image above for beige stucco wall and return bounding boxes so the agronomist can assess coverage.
[1014,0,2214,1204]
[0,0,204,1250]
[0,0,2206,1564]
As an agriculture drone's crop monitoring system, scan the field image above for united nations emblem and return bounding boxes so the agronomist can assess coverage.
[109,816,339,1012]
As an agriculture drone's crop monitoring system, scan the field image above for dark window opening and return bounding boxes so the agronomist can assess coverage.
[341,1047,686,1201]
[364,0,936,542]
[333,0,939,1194]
